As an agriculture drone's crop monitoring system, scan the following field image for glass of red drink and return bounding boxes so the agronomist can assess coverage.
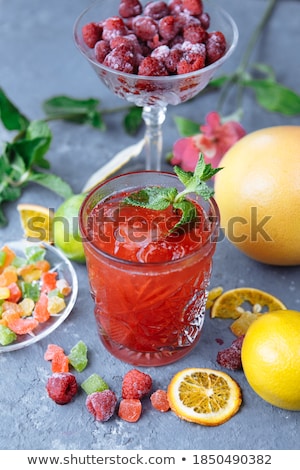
[79,171,220,366]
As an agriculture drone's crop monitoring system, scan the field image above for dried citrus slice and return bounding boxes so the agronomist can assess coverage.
[210,287,286,320]
[167,368,242,426]
[17,203,54,243]
[206,286,223,309]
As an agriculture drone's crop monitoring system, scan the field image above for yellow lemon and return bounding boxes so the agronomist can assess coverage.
[241,310,300,410]
[214,126,300,265]
[167,368,242,426]
[53,194,86,263]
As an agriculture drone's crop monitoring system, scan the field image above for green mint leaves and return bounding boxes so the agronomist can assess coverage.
[0,88,74,226]
[124,154,221,231]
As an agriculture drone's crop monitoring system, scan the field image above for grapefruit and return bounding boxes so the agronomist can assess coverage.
[214,126,300,265]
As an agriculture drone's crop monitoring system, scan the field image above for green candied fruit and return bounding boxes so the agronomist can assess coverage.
[0,325,17,346]
[68,340,88,372]
[81,373,109,395]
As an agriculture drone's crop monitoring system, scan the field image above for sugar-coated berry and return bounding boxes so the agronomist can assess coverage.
[150,390,170,412]
[158,16,180,41]
[183,24,208,44]
[82,22,103,48]
[144,1,170,20]
[122,369,152,399]
[95,40,111,63]
[119,0,142,18]
[103,45,136,73]
[206,31,226,64]
[182,0,203,16]
[132,15,158,41]
[102,16,128,42]
[138,56,168,76]
[86,390,117,421]
[118,399,142,422]
[46,373,78,405]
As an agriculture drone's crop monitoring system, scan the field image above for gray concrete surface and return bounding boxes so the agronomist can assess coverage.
[0,0,299,451]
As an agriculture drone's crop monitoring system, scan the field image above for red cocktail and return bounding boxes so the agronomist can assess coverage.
[79,171,219,366]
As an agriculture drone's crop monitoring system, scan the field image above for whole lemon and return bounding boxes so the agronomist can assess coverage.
[241,310,300,410]
[53,193,86,263]
[214,126,300,265]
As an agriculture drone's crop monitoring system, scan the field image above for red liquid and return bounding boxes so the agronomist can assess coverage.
[82,184,218,366]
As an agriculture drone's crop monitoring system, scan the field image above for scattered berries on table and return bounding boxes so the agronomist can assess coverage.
[86,390,118,422]
[46,373,78,405]
[122,368,152,399]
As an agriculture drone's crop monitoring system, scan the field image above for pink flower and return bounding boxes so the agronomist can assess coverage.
[171,111,246,171]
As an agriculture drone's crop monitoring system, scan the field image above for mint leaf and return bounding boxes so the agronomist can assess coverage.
[124,187,177,211]
[43,95,106,130]
[0,87,29,131]
[123,154,221,232]
[28,172,73,200]
[243,78,300,116]
[174,116,200,137]
[124,106,143,135]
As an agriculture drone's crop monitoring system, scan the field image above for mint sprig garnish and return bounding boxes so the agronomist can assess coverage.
[124,154,222,232]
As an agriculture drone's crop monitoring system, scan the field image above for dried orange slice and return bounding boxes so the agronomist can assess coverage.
[210,287,286,320]
[206,286,223,309]
[17,203,54,243]
[167,368,242,426]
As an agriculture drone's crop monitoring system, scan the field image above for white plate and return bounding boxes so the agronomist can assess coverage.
[0,239,78,352]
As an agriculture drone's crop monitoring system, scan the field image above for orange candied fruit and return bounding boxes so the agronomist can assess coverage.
[118,399,142,423]
[150,389,170,412]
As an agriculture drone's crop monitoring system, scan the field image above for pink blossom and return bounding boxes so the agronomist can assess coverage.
[171,111,246,171]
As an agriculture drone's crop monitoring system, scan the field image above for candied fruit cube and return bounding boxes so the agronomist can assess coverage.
[51,350,69,373]
[0,287,10,300]
[41,271,57,293]
[0,324,17,345]
[19,298,35,317]
[118,399,142,422]
[44,343,65,361]
[68,340,88,372]
[33,292,50,322]
[47,295,66,315]
[81,373,109,395]
[7,282,22,303]
[7,316,39,335]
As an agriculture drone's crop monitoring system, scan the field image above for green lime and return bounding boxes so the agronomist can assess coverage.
[53,193,86,263]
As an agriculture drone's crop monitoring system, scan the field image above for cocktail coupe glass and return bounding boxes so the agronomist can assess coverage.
[73,0,238,171]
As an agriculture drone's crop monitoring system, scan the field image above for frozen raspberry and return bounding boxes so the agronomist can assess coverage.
[199,12,210,30]
[86,390,117,422]
[182,0,203,16]
[216,335,245,370]
[122,369,152,399]
[94,40,111,63]
[104,45,136,73]
[102,16,128,42]
[151,45,170,61]
[158,16,180,41]
[183,24,208,44]
[168,0,184,15]
[138,56,168,76]
[132,15,158,41]
[144,1,170,20]
[119,0,142,18]
[177,41,206,73]
[46,373,78,405]
[206,31,227,64]
[118,399,142,422]
[147,34,168,51]
[150,390,170,412]
[110,34,141,55]
[82,22,103,48]
[165,48,183,73]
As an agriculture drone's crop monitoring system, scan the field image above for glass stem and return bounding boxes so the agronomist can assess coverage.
[142,105,167,171]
